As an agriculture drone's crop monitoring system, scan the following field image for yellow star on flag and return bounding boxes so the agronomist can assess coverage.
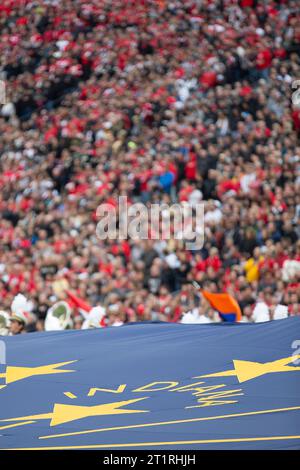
[0,361,76,384]
[1,397,149,427]
[197,355,300,383]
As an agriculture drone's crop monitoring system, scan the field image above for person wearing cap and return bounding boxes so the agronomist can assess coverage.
[9,312,27,335]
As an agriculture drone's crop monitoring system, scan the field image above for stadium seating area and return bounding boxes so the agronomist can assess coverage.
[0,0,299,331]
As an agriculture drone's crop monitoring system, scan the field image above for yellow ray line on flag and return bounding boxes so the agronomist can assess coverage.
[0,421,36,431]
[7,434,300,450]
[39,404,300,440]
[196,369,236,378]
[2,413,52,422]
[271,355,300,366]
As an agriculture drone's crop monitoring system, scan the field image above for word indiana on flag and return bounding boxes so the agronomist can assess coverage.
[0,318,300,450]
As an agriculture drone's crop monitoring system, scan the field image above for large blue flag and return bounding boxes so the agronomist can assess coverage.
[0,318,300,450]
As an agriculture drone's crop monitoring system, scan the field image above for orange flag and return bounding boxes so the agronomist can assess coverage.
[202,290,242,322]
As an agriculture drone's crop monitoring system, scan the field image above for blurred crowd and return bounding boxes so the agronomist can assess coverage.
[0,0,300,334]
